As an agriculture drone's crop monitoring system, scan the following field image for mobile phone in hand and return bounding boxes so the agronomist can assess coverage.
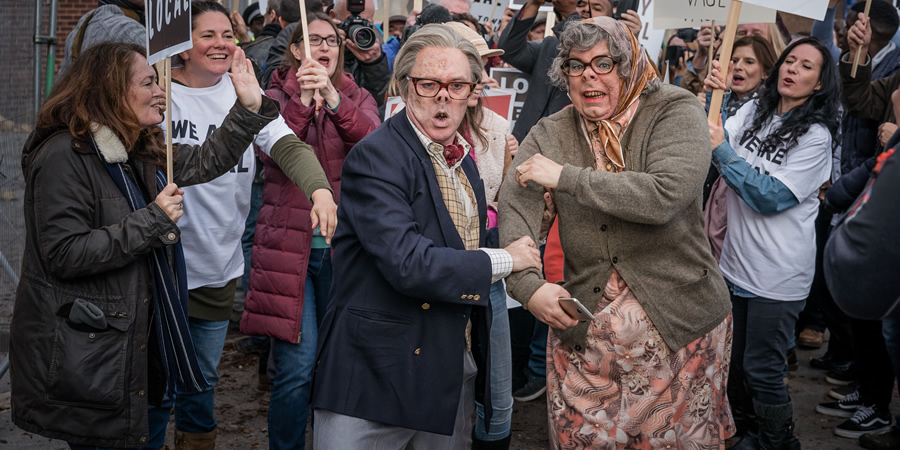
[558,297,594,322]
[612,0,638,20]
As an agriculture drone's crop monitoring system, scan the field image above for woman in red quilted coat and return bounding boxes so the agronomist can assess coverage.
[240,11,380,449]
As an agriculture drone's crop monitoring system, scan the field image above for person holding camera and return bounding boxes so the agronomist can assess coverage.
[329,0,391,106]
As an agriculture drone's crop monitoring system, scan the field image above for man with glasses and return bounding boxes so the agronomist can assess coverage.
[311,24,542,449]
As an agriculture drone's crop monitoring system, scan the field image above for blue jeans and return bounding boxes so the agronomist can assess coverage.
[474,280,513,441]
[268,248,332,450]
[529,318,548,380]
[729,286,804,405]
[174,317,229,433]
[881,306,900,427]
[68,400,171,449]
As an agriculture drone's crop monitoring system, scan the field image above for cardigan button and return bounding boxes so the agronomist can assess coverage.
[140,344,147,352]
[575,345,583,352]
[140,437,148,444]
[612,256,618,264]
[138,390,145,398]
[593,287,601,293]
[600,225,607,232]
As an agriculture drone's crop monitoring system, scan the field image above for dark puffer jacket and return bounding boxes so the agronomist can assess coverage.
[11,99,278,448]
[241,68,379,343]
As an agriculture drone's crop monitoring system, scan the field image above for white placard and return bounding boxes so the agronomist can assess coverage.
[741,0,828,21]
[653,0,776,29]
[634,0,665,68]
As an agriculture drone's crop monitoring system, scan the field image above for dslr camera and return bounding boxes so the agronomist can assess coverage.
[339,0,377,50]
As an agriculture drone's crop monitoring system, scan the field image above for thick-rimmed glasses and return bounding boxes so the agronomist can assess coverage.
[296,34,341,47]
[406,76,477,100]
[561,55,616,77]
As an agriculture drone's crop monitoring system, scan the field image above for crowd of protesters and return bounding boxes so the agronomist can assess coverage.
[7,0,900,448]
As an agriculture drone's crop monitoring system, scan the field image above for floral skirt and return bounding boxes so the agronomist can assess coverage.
[547,271,735,449]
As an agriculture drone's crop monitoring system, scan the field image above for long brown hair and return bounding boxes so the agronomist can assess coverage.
[283,12,346,90]
[38,42,165,165]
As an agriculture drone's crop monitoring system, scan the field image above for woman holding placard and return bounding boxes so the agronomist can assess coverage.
[166,2,335,447]
[10,41,276,449]
[707,37,841,448]
[240,11,379,450]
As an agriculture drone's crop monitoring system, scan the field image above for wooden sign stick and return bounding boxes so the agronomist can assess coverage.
[384,0,391,34]
[165,57,174,183]
[708,1,741,123]
[414,0,422,14]
[850,0,872,78]
[706,20,715,76]
[544,12,555,39]
[488,0,502,32]
[232,0,239,13]
[298,0,311,59]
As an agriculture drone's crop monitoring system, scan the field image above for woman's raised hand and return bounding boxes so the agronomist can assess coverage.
[296,59,339,109]
[155,183,185,223]
[703,59,731,93]
[229,47,262,113]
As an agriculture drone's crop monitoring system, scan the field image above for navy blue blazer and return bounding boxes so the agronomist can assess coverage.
[311,111,494,435]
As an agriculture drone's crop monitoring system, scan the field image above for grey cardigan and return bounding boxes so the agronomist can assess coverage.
[499,80,731,351]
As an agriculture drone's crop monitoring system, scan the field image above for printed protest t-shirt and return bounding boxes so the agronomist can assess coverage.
[164,74,294,290]
[719,100,832,301]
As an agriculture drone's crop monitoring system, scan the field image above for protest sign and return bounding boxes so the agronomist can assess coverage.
[145,0,192,65]
[471,0,524,32]
[740,0,829,20]
[489,67,529,132]
[507,0,554,12]
[653,0,775,29]
[146,0,193,181]
[481,88,517,132]
[632,0,665,68]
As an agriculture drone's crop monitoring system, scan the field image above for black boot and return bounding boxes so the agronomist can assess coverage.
[471,434,511,450]
[753,399,801,450]
[728,378,759,449]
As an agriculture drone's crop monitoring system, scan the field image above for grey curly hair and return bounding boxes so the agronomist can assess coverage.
[548,21,632,90]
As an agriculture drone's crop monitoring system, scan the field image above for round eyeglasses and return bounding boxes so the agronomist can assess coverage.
[296,34,341,48]
[406,77,477,100]
[561,55,616,77]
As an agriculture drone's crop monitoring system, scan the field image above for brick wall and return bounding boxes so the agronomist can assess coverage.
[55,0,96,73]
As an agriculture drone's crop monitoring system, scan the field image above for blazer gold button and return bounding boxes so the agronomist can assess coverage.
[460,295,466,299]
[167,232,176,241]
[473,295,480,301]
[414,348,421,355]
[468,295,475,300]
[422,303,430,310]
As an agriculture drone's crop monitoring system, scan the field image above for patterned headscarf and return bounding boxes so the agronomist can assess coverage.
[579,16,658,171]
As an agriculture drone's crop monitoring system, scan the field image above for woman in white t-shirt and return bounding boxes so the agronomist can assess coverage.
[165,2,336,447]
[707,37,840,448]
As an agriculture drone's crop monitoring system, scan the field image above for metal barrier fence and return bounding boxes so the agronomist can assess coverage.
[2,0,48,371]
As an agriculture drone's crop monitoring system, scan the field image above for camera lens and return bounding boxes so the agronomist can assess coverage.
[349,24,376,50]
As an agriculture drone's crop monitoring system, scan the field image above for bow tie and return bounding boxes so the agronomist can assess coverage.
[442,138,466,167]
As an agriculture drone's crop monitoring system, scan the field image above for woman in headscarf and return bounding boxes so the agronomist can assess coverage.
[499,17,734,447]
